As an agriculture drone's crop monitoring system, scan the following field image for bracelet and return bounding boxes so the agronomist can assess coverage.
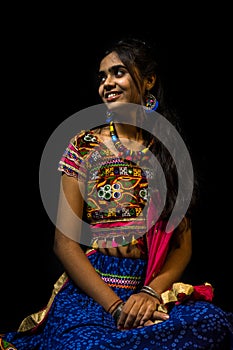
[140,285,162,302]
[111,302,125,324]
[107,299,122,314]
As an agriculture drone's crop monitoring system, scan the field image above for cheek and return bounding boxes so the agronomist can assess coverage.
[98,85,103,97]
[129,84,141,103]
[127,80,140,103]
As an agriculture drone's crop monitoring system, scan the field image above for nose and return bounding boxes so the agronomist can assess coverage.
[104,74,115,90]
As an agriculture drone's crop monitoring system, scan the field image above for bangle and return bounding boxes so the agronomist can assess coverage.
[107,299,122,314]
[111,302,125,324]
[140,285,162,302]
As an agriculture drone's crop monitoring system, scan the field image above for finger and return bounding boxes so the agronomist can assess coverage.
[136,320,153,328]
[117,301,135,328]
[132,305,149,328]
[141,320,155,327]
[139,304,155,326]
[118,302,140,329]
[152,310,170,321]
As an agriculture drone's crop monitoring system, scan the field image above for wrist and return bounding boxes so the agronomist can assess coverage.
[111,301,125,324]
[140,285,162,303]
[107,299,123,314]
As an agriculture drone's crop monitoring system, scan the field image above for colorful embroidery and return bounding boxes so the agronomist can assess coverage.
[58,130,157,247]
[95,269,142,289]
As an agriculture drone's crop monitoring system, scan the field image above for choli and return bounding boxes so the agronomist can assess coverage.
[58,130,156,249]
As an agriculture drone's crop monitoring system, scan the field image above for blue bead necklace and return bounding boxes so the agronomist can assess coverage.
[109,120,153,162]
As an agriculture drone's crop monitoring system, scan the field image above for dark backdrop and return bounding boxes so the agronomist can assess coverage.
[1,9,232,332]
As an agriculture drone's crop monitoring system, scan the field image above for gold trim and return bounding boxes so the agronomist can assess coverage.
[18,272,69,332]
[18,249,98,331]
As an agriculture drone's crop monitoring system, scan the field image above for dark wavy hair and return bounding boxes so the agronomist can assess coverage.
[96,37,198,224]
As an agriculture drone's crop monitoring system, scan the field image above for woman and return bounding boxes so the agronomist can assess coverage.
[1,37,233,349]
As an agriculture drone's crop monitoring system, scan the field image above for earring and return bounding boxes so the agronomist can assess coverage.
[144,93,159,112]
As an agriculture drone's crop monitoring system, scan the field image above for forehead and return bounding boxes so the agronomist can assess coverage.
[99,51,123,71]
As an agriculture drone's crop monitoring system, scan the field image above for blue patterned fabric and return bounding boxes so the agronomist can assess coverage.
[3,252,233,349]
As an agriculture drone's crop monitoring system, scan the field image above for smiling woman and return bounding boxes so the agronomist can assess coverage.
[1,37,233,349]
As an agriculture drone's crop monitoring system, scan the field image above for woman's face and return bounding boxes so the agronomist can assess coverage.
[98,51,142,107]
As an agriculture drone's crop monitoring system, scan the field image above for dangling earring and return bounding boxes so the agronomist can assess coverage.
[144,92,159,112]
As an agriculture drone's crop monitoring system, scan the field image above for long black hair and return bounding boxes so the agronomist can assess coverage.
[97,37,198,224]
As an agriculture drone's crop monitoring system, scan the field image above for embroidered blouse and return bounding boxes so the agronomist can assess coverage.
[58,129,174,284]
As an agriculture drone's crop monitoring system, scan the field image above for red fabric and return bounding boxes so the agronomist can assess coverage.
[173,283,214,305]
[145,222,173,285]
[192,284,214,302]
[144,198,174,285]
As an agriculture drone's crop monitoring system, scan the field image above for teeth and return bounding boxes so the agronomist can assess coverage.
[107,93,117,98]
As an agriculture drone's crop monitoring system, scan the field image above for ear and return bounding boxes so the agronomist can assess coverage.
[145,75,156,90]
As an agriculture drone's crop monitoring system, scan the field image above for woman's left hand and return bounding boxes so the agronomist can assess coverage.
[117,292,169,330]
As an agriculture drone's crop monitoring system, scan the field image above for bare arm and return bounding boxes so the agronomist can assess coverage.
[54,174,122,313]
[118,217,192,329]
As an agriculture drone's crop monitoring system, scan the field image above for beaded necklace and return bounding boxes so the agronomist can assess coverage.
[109,120,154,162]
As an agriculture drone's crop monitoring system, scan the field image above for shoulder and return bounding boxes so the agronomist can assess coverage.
[65,130,108,166]
[70,130,100,150]
[58,130,101,179]
[177,216,191,232]
[172,217,192,240]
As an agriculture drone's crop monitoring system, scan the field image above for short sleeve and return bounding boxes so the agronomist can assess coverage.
[58,131,87,181]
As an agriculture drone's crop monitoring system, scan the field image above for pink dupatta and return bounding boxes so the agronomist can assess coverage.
[144,198,174,285]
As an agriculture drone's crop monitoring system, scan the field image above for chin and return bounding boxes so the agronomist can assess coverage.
[106,102,141,123]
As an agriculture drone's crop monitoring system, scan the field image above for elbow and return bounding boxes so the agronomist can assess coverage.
[53,237,59,257]
[187,230,192,263]
[53,229,65,259]
[187,245,192,265]
[181,233,192,266]
[53,235,61,259]
[53,228,82,260]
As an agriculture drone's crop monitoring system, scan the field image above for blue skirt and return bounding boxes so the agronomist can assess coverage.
[3,251,233,349]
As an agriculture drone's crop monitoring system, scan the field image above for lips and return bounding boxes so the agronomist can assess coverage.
[105,92,121,102]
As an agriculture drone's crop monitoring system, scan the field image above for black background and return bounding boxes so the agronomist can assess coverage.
[1,6,232,332]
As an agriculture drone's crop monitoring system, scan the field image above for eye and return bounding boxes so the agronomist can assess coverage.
[97,66,127,86]
[97,72,106,85]
[113,66,126,78]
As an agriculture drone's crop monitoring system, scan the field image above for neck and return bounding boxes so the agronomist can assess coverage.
[107,103,145,141]
[114,122,143,142]
[109,120,153,163]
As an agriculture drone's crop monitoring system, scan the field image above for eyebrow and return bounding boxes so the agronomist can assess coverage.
[98,64,127,74]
